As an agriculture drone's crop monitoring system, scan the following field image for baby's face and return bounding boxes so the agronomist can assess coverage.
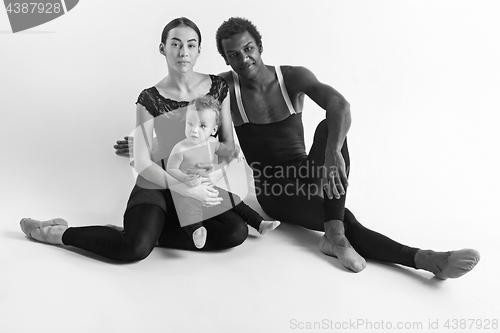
[184,106,218,145]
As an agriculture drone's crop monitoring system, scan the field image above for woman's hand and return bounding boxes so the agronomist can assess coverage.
[184,183,222,207]
[113,136,159,157]
[114,136,133,156]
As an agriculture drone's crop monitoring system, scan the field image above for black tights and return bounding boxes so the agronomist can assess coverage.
[61,204,248,262]
[259,194,418,267]
[256,120,419,268]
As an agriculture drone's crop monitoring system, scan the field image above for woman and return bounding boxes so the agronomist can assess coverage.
[20,17,248,261]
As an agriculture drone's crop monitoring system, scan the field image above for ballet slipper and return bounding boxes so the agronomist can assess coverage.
[415,249,480,280]
[192,226,207,249]
[258,220,281,235]
[20,218,68,245]
[319,235,367,273]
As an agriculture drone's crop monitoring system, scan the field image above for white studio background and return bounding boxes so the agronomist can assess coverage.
[1,1,499,331]
[1,0,499,240]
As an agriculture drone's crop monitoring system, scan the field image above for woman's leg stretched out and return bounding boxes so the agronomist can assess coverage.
[21,204,166,262]
[62,204,165,261]
[21,199,249,260]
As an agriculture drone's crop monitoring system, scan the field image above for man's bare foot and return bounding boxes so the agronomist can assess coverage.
[320,220,366,273]
[258,220,280,235]
[414,249,480,279]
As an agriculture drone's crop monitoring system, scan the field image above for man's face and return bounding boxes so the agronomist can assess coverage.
[221,31,262,79]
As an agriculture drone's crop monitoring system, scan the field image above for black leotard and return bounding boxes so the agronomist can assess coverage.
[231,66,349,222]
[230,66,419,267]
[236,113,307,168]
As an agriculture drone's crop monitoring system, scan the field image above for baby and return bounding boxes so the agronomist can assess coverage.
[167,95,280,248]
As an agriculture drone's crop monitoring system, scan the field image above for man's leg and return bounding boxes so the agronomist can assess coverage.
[300,120,365,272]
[257,181,480,278]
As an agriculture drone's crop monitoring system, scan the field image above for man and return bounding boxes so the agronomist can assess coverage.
[115,17,479,278]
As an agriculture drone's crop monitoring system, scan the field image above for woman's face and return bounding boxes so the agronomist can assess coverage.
[162,26,200,73]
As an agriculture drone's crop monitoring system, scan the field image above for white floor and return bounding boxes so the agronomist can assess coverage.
[1,158,497,333]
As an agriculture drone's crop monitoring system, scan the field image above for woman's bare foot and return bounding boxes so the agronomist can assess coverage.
[258,220,280,235]
[320,220,366,273]
[414,249,480,279]
[20,218,68,245]
[192,226,207,249]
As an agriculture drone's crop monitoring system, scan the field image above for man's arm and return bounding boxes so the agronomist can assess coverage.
[286,66,351,199]
[215,141,240,159]
[216,94,236,157]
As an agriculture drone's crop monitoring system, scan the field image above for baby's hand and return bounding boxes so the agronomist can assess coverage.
[184,174,201,187]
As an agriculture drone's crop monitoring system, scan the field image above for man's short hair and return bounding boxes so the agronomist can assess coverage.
[216,17,263,60]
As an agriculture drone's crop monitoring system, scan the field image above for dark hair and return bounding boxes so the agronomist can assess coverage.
[161,17,202,46]
[190,95,221,125]
[215,17,262,59]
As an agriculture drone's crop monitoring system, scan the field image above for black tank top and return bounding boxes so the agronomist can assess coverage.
[231,67,307,168]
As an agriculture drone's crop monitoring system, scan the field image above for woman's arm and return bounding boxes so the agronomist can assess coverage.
[133,104,173,188]
[215,142,240,159]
